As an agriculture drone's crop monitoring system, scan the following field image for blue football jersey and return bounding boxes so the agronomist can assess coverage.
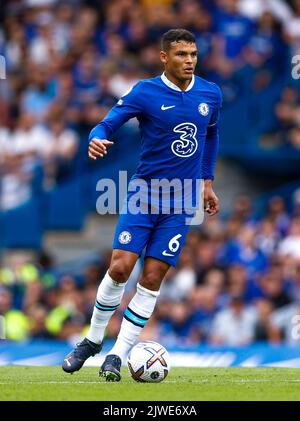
[89,73,222,183]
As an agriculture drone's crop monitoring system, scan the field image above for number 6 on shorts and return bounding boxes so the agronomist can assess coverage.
[168,234,182,253]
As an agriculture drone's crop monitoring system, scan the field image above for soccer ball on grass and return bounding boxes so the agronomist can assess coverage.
[127,341,171,383]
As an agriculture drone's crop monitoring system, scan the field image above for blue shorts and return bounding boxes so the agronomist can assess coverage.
[113,210,191,267]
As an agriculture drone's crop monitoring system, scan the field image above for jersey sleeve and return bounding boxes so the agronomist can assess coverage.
[201,85,222,180]
[88,81,144,142]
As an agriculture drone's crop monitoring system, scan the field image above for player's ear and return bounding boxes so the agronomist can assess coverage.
[160,51,167,65]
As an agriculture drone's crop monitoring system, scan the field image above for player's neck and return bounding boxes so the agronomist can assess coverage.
[164,71,193,91]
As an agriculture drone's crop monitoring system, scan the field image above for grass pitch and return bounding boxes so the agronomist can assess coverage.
[0,366,300,401]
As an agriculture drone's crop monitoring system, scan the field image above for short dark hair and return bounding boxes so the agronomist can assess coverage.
[161,29,196,51]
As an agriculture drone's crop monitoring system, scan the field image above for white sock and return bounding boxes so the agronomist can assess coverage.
[86,271,126,345]
[108,283,160,363]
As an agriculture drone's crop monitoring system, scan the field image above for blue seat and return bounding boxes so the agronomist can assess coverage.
[44,177,85,230]
[2,198,43,249]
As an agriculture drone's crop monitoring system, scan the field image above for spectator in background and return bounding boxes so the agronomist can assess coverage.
[256,217,279,257]
[159,246,197,301]
[51,71,80,125]
[157,300,196,346]
[73,49,101,105]
[139,42,162,76]
[225,263,264,304]
[6,112,50,158]
[42,111,79,185]
[278,217,300,260]
[269,300,300,344]
[289,126,300,150]
[45,275,86,341]
[0,111,48,210]
[35,250,57,290]
[266,196,290,236]
[246,11,286,91]
[0,123,10,167]
[22,279,44,313]
[202,267,226,300]
[223,224,268,279]
[275,86,300,150]
[28,12,62,66]
[126,19,148,55]
[258,264,291,309]
[287,264,300,302]
[27,304,53,339]
[209,295,257,346]
[21,66,55,121]
[195,232,220,282]
[213,0,254,61]
[194,7,215,75]
[283,0,300,55]
[223,216,244,245]
[0,287,29,341]
[107,59,141,99]
[231,195,252,222]
[239,0,292,23]
[188,283,221,343]
[3,17,27,72]
[0,153,35,211]
[253,298,274,342]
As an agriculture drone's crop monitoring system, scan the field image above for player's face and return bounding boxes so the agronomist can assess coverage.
[161,41,198,82]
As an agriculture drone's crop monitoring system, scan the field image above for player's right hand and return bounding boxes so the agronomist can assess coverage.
[88,139,114,160]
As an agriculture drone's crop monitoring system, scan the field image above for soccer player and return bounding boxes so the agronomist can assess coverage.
[62,29,221,381]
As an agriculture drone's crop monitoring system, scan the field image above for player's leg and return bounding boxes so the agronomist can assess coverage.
[88,210,154,347]
[62,208,153,374]
[99,213,191,380]
[62,249,139,373]
[85,249,139,345]
[100,257,170,381]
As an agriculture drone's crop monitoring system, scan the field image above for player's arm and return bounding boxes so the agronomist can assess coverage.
[202,86,222,216]
[88,82,143,160]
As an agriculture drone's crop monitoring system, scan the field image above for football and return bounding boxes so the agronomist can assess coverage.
[127,341,171,383]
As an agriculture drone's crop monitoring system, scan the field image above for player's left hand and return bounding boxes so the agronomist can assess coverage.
[203,186,219,216]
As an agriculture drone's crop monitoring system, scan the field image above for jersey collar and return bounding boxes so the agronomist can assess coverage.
[161,72,195,92]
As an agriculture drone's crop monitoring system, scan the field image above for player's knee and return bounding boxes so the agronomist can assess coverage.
[108,262,131,283]
[139,271,161,292]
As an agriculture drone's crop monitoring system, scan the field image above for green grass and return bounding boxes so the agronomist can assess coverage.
[0,366,300,400]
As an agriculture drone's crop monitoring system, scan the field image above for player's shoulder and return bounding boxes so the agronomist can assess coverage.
[194,75,222,103]
[121,77,162,98]
[135,76,164,90]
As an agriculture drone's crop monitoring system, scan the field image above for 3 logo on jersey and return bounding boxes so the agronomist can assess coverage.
[170,102,209,158]
[171,122,198,158]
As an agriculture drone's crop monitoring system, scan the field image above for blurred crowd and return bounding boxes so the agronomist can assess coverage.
[1,0,300,210]
[274,84,300,150]
[1,193,300,347]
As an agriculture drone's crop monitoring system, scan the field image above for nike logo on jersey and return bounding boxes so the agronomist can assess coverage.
[162,250,174,257]
[161,105,176,110]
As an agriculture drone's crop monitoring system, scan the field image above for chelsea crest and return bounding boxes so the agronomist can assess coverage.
[198,102,209,116]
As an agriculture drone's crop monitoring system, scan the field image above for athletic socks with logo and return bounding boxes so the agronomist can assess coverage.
[108,283,160,363]
[86,271,126,345]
